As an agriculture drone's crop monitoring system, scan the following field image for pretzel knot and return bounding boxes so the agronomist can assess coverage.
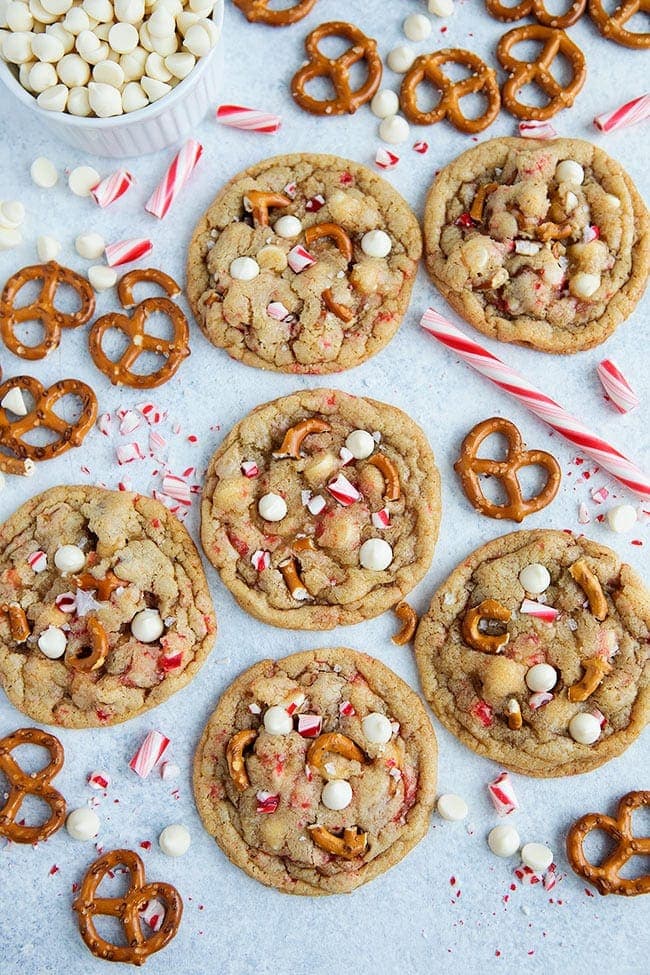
[89,269,190,389]
[588,0,650,49]
[566,791,650,896]
[73,849,183,965]
[0,727,66,844]
[0,261,95,360]
[486,0,587,28]
[291,21,382,116]
[454,417,561,522]
[497,25,587,121]
[400,50,501,134]
[0,375,98,476]
[233,0,317,26]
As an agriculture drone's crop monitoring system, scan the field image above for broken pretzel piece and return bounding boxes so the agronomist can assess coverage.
[245,190,292,226]
[322,288,354,322]
[470,182,498,222]
[226,729,258,792]
[307,732,366,772]
[74,571,122,602]
[568,655,612,702]
[366,453,400,501]
[308,824,368,860]
[304,223,354,263]
[272,418,332,459]
[392,601,418,645]
[0,603,30,642]
[279,555,312,602]
[462,599,511,654]
[507,698,523,730]
[65,616,108,671]
[569,559,608,620]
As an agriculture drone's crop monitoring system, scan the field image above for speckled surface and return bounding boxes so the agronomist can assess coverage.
[0,2,648,973]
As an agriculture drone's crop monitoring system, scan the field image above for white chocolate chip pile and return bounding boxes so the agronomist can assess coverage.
[0,0,221,117]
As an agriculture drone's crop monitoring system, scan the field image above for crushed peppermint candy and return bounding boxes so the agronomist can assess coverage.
[256,791,280,814]
[582,224,600,244]
[87,771,111,790]
[307,494,326,515]
[597,359,640,414]
[160,762,180,781]
[528,691,553,710]
[267,301,294,322]
[140,898,166,932]
[98,413,112,436]
[578,503,591,524]
[136,402,167,425]
[297,714,323,738]
[520,599,560,622]
[591,486,610,504]
[288,245,316,273]
[28,550,47,573]
[488,771,519,816]
[327,473,360,506]
[249,702,262,714]
[55,591,77,613]
[413,141,429,154]
[162,474,192,506]
[514,864,542,885]
[118,411,142,436]
[339,447,354,466]
[305,194,325,212]
[117,442,145,465]
[251,549,271,572]
[375,147,400,170]
[371,507,390,529]
[339,700,355,717]
[283,181,297,199]
[129,730,170,778]
[241,460,259,478]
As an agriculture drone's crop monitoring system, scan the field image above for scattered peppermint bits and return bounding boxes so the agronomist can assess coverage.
[375,147,400,170]
[488,772,519,816]
[66,807,100,841]
[159,824,191,858]
[105,237,153,267]
[520,599,559,623]
[263,705,293,736]
[251,549,271,572]
[437,794,468,821]
[361,712,393,745]
[327,473,360,506]
[129,730,170,778]
[87,771,111,791]
[488,824,520,857]
[297,714,322,738]
[27,550,48,573]
[287,244,316,273]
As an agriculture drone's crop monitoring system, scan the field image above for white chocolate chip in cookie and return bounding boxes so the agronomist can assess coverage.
[321,779,352,811]
[263,704,293,736]
[257,244,287,272]
[54,543,86,572]
[274,214,302,239]
[361,229,391,258]
[345,429,375,460]
[525,663,557,693]
[555,160,584,185]
[258,493,287,522]
[569,712,601,744]
[359,538,393,570]
[230,256,259,281]
[131,609,164,643]
[570,272,600,299]
[362,712,392,744]
[38,626,67,659]
[519,562,551,594]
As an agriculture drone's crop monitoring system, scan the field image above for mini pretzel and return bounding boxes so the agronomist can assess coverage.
[392,601,418,646]
[73,849,183,964]
[322,288,353,322]
[569,559,608,620]
[0,261,95,360]
[0,602,30,642]
[226,729,258,792]
[0,375,97,476]
[307,732,366,772]
[273,417,332,458]
[291,21,382,116]
[89,269,190,389]
[470,182,499,222]
[308,824,368,859]
[566,791,650,896]
[233,0,317,27]
[293,535,317,552]
[279,555,311,601]
[245,190,292,226]
[462,599,511,654]
[588,0,650,49]
[74,571,122,602]
[366,454,400,501]
[400,50,501,134]
[507,698,523,730]
[497,25,587,120]
[568,656,612,702]
[0,727,66,844]
[304,224,353,262]
[454,417,561,522]
[65,616,108,671]
[486,0,587,28]
[537,220,573,241]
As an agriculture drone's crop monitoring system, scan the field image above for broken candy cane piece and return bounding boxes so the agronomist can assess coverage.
[327,473,360,506]
[375,147,399,170]
[129,730,170,778]
[241,460,259,478]
[371,507,390,529]
[488,771,519,816]
[520,598,560,622]
[91,169,134,208]
[287,244,316,273]
[597,359,639,414]
[256,791,280,814]
[297,714,323,738]
[28,550,48,573]
[216,104,282,134]
[251,550,271,572]
[518,119,557,139]
[87,770,111,790]
[528,691,553,710]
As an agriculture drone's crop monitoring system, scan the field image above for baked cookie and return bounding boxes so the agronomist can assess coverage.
[0,486,216,728]
[423,137,649,353]
[186,153,421,373]
[414,530,650,777]
[193,647,437,895]
[200,388,441,629]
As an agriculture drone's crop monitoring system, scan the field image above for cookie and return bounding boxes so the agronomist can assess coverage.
[193,647,438,895]
[200,388,441,629]
[0,486,217,728]
[186,153,421,373]
[423,137,649,353]
[414,530,650,777]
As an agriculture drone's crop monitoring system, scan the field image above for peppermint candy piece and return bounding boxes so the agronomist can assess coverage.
[256,791,280,814]
[216,104,282,134]
[297,714,323,738]
[90,169,134,208]
[371,507,390,529]
[413,141,429,154]
[287,245,316,273]
[129,730,171,778]
[28,550,48,573]
[327,473,360,506]
[487,771,519,816]
[520,599,559,622]
[375,147,400,170]
[55,591,77,613]
[105,237,153,267]
[251,549,271,572]
[305,194,325,212]
[597,359,639,414]
[87,770,111,790]
[241,460,259,478]
[518,119,557,140]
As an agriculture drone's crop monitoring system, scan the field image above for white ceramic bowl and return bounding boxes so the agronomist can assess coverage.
[0,2,224,158]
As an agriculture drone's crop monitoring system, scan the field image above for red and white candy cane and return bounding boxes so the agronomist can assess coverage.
[145,139,204,220]
[594,94,650,133]
[105,237,153,267]
[518,119,557,140]
[327,473,360,506]
[288,245,316,273]
[375,148,399,170]
[597,359,639,414]
[420,309,650,499]
[488,771,519,816]
[91,169,134,208]
[129,730,170,778]
[216,104,282,134]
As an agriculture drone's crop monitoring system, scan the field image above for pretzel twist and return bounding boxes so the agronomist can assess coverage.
[308,824,368,859]
[0,728,66,844]
[65,616,109,672]
[566,791,650,896]
[291,21,382,116]
[497,25,587,120]
[454,417,561,522]
[462,599,511,654]
[588,0,650,49]
[486,0,587,28]
[73,849,183,964]
[400,50,501,134]
[233,0,318,27]
[0,261,95,360]
[0,375,98,475]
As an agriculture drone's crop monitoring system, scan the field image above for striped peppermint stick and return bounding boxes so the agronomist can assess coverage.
[420,308,650,498]
[216,104,282,134]
[91,169,134,208]
[518,119,557,139]
[597,359,639,414]
[145,139,203,219]
[105,237,153,266]
[594,94,650,133]
[129,730,170,778]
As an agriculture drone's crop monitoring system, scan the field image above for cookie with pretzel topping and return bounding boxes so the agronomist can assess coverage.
[423,137,649,353]
[186,153,421,373]
[414,529,650,777]
[0,486,216,727]
[200,388,440,629]
[194,647,437,895]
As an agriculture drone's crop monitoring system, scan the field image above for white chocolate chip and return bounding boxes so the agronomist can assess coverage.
[378,114,410,144]
[428,0,454,15]
[6,2,34,31]
[120,45,147,79]
[36,234,61,261]
[131,608,164,643]
[258,492,287,522]
[114,0,144,23]
[274,214,302,239]
[31,32,64,62]
[361,229,392,258]
[345,429,375,459]
[28,60,58,92]
[37,83,68,112]
[147,7,175,38]
[121,80,148,112]
[63,7,91,34]
[1,387,28,415]
[93,58,124,87]
[604,193,620,210]
[140,74,171,101]
[519,562,551,595]
[386,44,415,74]
[88,80,122,116]
[67,85,91,116]
[403,13,431,41]
[183,19,217,57]
[54,543,86,572]
[230,256,259,281]
[76,29,108,65]
[82,0,113,22]
[606,503,637,533]
[525,663,557,693]
[164,50,194,79]
[0,227,22,249]
[361,712,392,744]
[555,160,584,185]
[145,50,171,82]
[57,51,90,86]
[370,88,399,119]
[109,20,138,54]
[263,705,293,736]
[436,793,468,821]
[2,31,34,65]
[569,712,601,745]
[76,233,105,259]
[66,806,100,841]
[159,823,191,857]
[488,824,520,857]
[41,0,74,13]
[359,538,392,570]
[88,264,117,291]
[521,842,553,873]
[321,779,352,811]
[68,165,100,196]
[0,200,25,228]
[570,272,600,300]
[38,625,67,659]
